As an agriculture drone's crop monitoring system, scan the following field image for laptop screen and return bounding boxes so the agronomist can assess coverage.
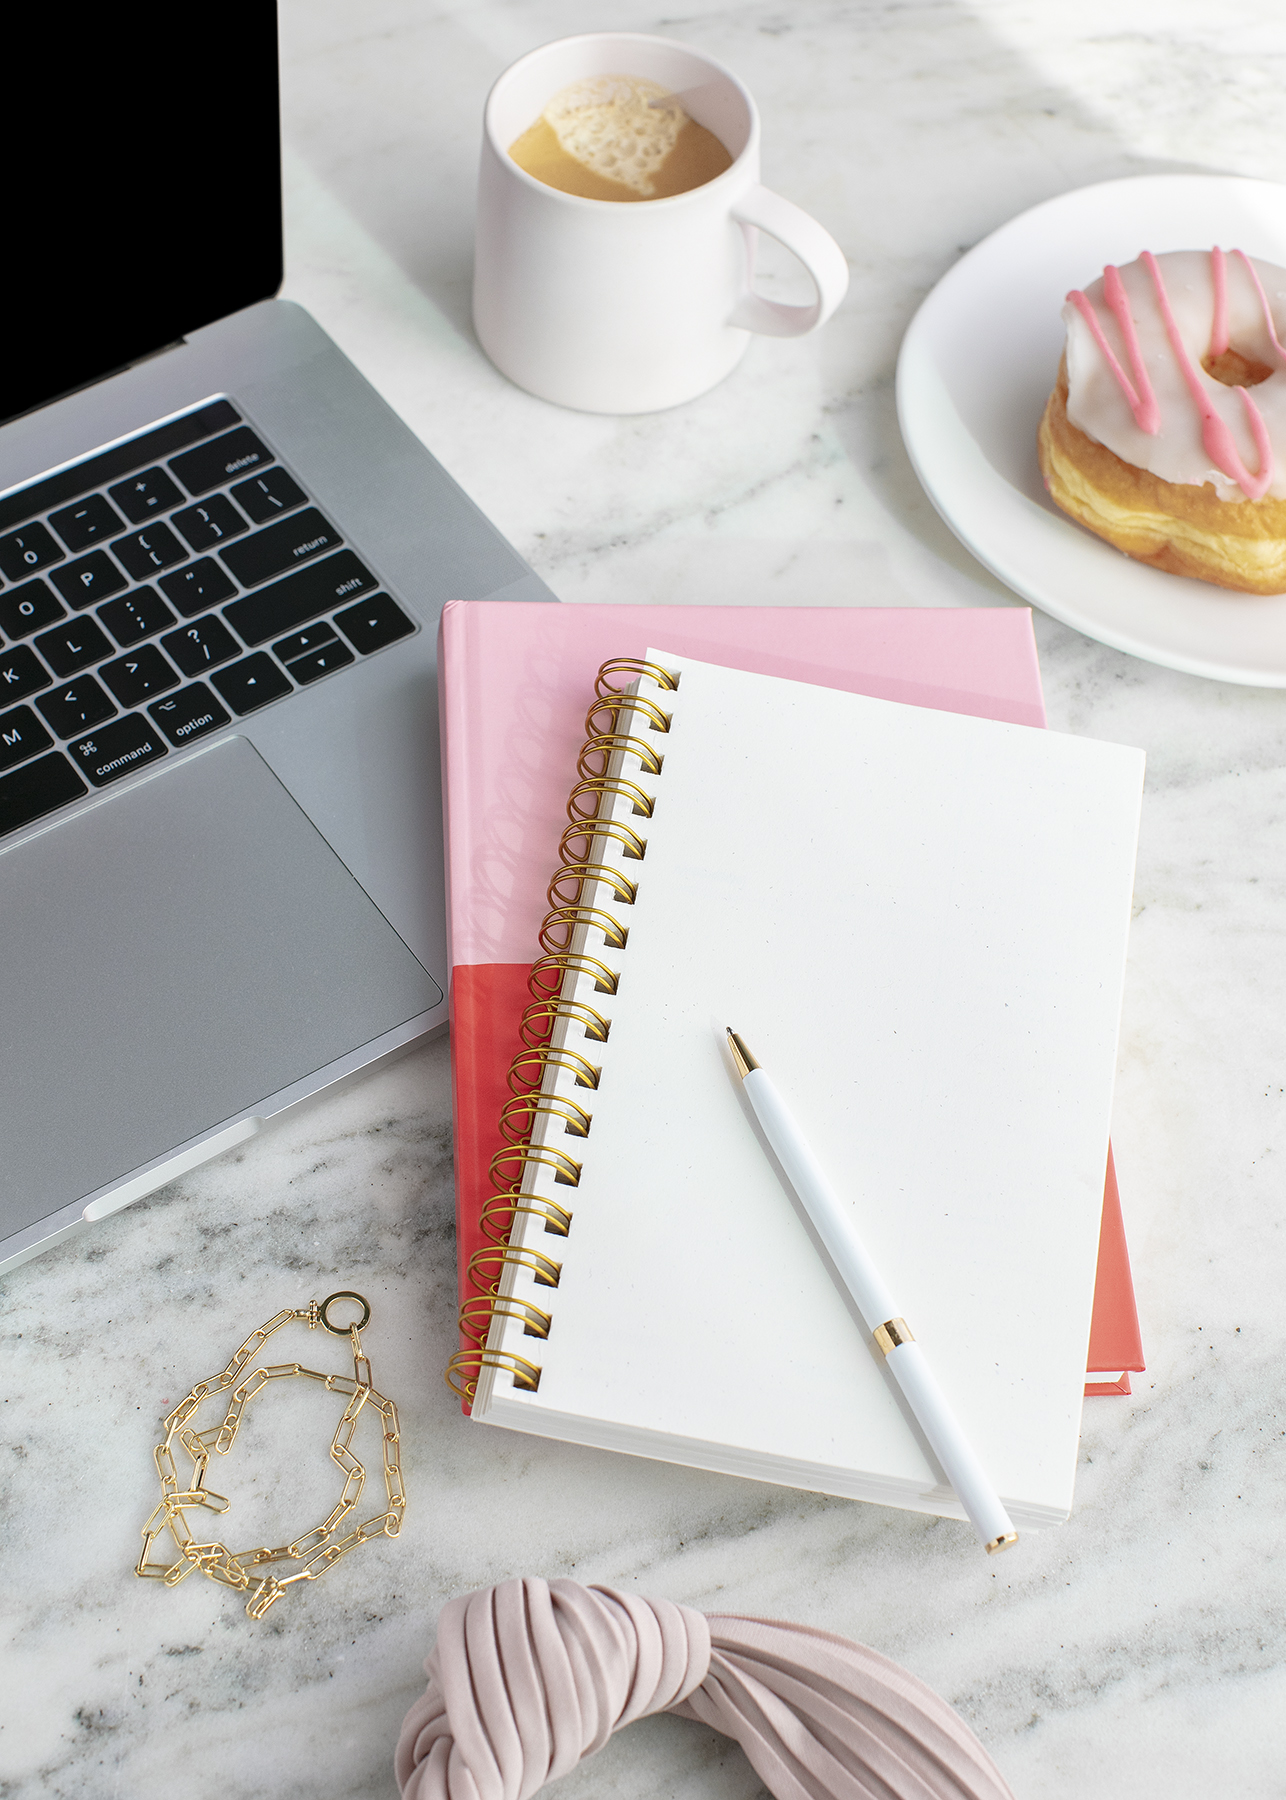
[1,3,283,428]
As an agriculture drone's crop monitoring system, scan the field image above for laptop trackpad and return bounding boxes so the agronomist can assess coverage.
[0,735,443,1239]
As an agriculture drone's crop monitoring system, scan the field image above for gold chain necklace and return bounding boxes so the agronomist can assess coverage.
[136,1292,405,1618]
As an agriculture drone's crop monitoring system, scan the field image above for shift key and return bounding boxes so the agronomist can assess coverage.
[219,508,341,588]
[222,550,375,646]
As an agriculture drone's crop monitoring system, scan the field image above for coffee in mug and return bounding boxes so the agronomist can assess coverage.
[475,33,849,412]
[508,75,733,203]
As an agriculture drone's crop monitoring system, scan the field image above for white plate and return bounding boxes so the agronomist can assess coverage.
[896,175,1286,685]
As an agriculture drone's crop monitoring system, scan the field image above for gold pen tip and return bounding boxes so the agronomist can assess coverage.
[726,1030,760,1080]
[985,1531,1019,1555]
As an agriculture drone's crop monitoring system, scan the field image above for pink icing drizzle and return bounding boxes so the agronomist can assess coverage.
[1210,246,1229,357]
[1233,247,1286,360]
[1141,249,1273,502]
[1069,248,1286,501]
[1067,268,1159,433]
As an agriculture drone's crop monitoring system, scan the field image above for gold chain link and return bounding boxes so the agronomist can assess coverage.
[136,1293,405,1619]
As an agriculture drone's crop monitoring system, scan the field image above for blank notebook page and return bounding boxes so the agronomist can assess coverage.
[476,652,1144,1526]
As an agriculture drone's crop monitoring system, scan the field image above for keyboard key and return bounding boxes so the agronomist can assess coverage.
[170,427,273,496]
[98,586,176,647]
[285,639,355,685]
[210,653,292,716]
[0,522,63,581]
[0,704,54,773]
[100,645,179,707]
[0,645,52,702]
[37,677,116,737]
[272,623,339,663]
[49,549,128,610]
[334,592,415,655]
[112,524,188,581]
[67,714,167,786]
[0,579,65,640]
[35,617,114,678]
[107,467,185,524]
[159,557,238,618]
[232,467,306,523]
[219,509,341,589]
[148,683,231,746]
[0,751,87,837]
[222,550,375,646]
[49,494,125,551]
[161,614,240,677]
[0,403,239,539]
[172,494,250,552]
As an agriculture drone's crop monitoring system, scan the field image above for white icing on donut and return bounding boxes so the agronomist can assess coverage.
[1062,250,1286,501]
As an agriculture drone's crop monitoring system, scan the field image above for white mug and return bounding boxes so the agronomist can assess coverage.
[473,33,849,413]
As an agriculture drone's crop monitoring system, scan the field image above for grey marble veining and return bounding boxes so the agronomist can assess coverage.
[4,3,1286,1796]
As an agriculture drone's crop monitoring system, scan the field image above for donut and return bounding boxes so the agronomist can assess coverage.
[1037,248,1286,594]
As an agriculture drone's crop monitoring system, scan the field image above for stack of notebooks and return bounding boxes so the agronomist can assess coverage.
[439,602,1145,1531]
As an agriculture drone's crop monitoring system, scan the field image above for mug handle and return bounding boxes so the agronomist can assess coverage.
[728,185,849,337]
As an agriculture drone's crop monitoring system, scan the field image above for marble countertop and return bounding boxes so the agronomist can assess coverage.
[5,3,1286,1796]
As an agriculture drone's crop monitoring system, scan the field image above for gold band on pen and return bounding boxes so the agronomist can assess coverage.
[986,1532,1019,1555]
[872,1318,914,1357]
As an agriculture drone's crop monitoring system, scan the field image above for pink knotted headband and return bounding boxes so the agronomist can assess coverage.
[396,1577,1015,1800]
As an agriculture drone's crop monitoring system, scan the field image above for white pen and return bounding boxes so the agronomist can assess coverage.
[726,1028,1018,1555]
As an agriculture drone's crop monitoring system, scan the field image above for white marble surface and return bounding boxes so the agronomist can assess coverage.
[5,3,1286,1795]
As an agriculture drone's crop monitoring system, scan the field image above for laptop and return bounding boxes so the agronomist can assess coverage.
[0,4,554,1273]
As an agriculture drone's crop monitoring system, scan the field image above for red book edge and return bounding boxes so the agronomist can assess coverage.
[451,962,1144,1410]
[1084,1143,1145,1395]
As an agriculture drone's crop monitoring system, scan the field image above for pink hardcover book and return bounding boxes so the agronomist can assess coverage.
[439,601,1143,1404]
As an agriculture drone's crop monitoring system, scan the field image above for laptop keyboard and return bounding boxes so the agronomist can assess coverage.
[0,398,417,844]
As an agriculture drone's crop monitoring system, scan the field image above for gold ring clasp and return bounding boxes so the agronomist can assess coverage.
[319,1291,371,1335]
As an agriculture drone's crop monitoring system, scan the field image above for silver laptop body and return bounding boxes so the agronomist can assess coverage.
[0,16,552,1273]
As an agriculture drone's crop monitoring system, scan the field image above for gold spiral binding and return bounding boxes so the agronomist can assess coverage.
[459,1292,552,1343]
[499,1092,593,1142]
[489,1142,583,1188]
[467,1244,562,1291]
[446,1349,541,1400]
[548,861,638,909]
[520,997,612,1046]
[509,1044,601,1091]
[529,951,619,999]
[480,1189,573,1243]
[539,904,628,954]
[578,733,664,779]
[595,657,680,696]
[585,693,672,737]
[559,818,647,864]
[454,657,680,1404]
[567,776,654,821]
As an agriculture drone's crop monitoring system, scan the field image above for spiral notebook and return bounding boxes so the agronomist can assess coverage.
[452,647,1144,1527]
[441,602,1145,1409]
